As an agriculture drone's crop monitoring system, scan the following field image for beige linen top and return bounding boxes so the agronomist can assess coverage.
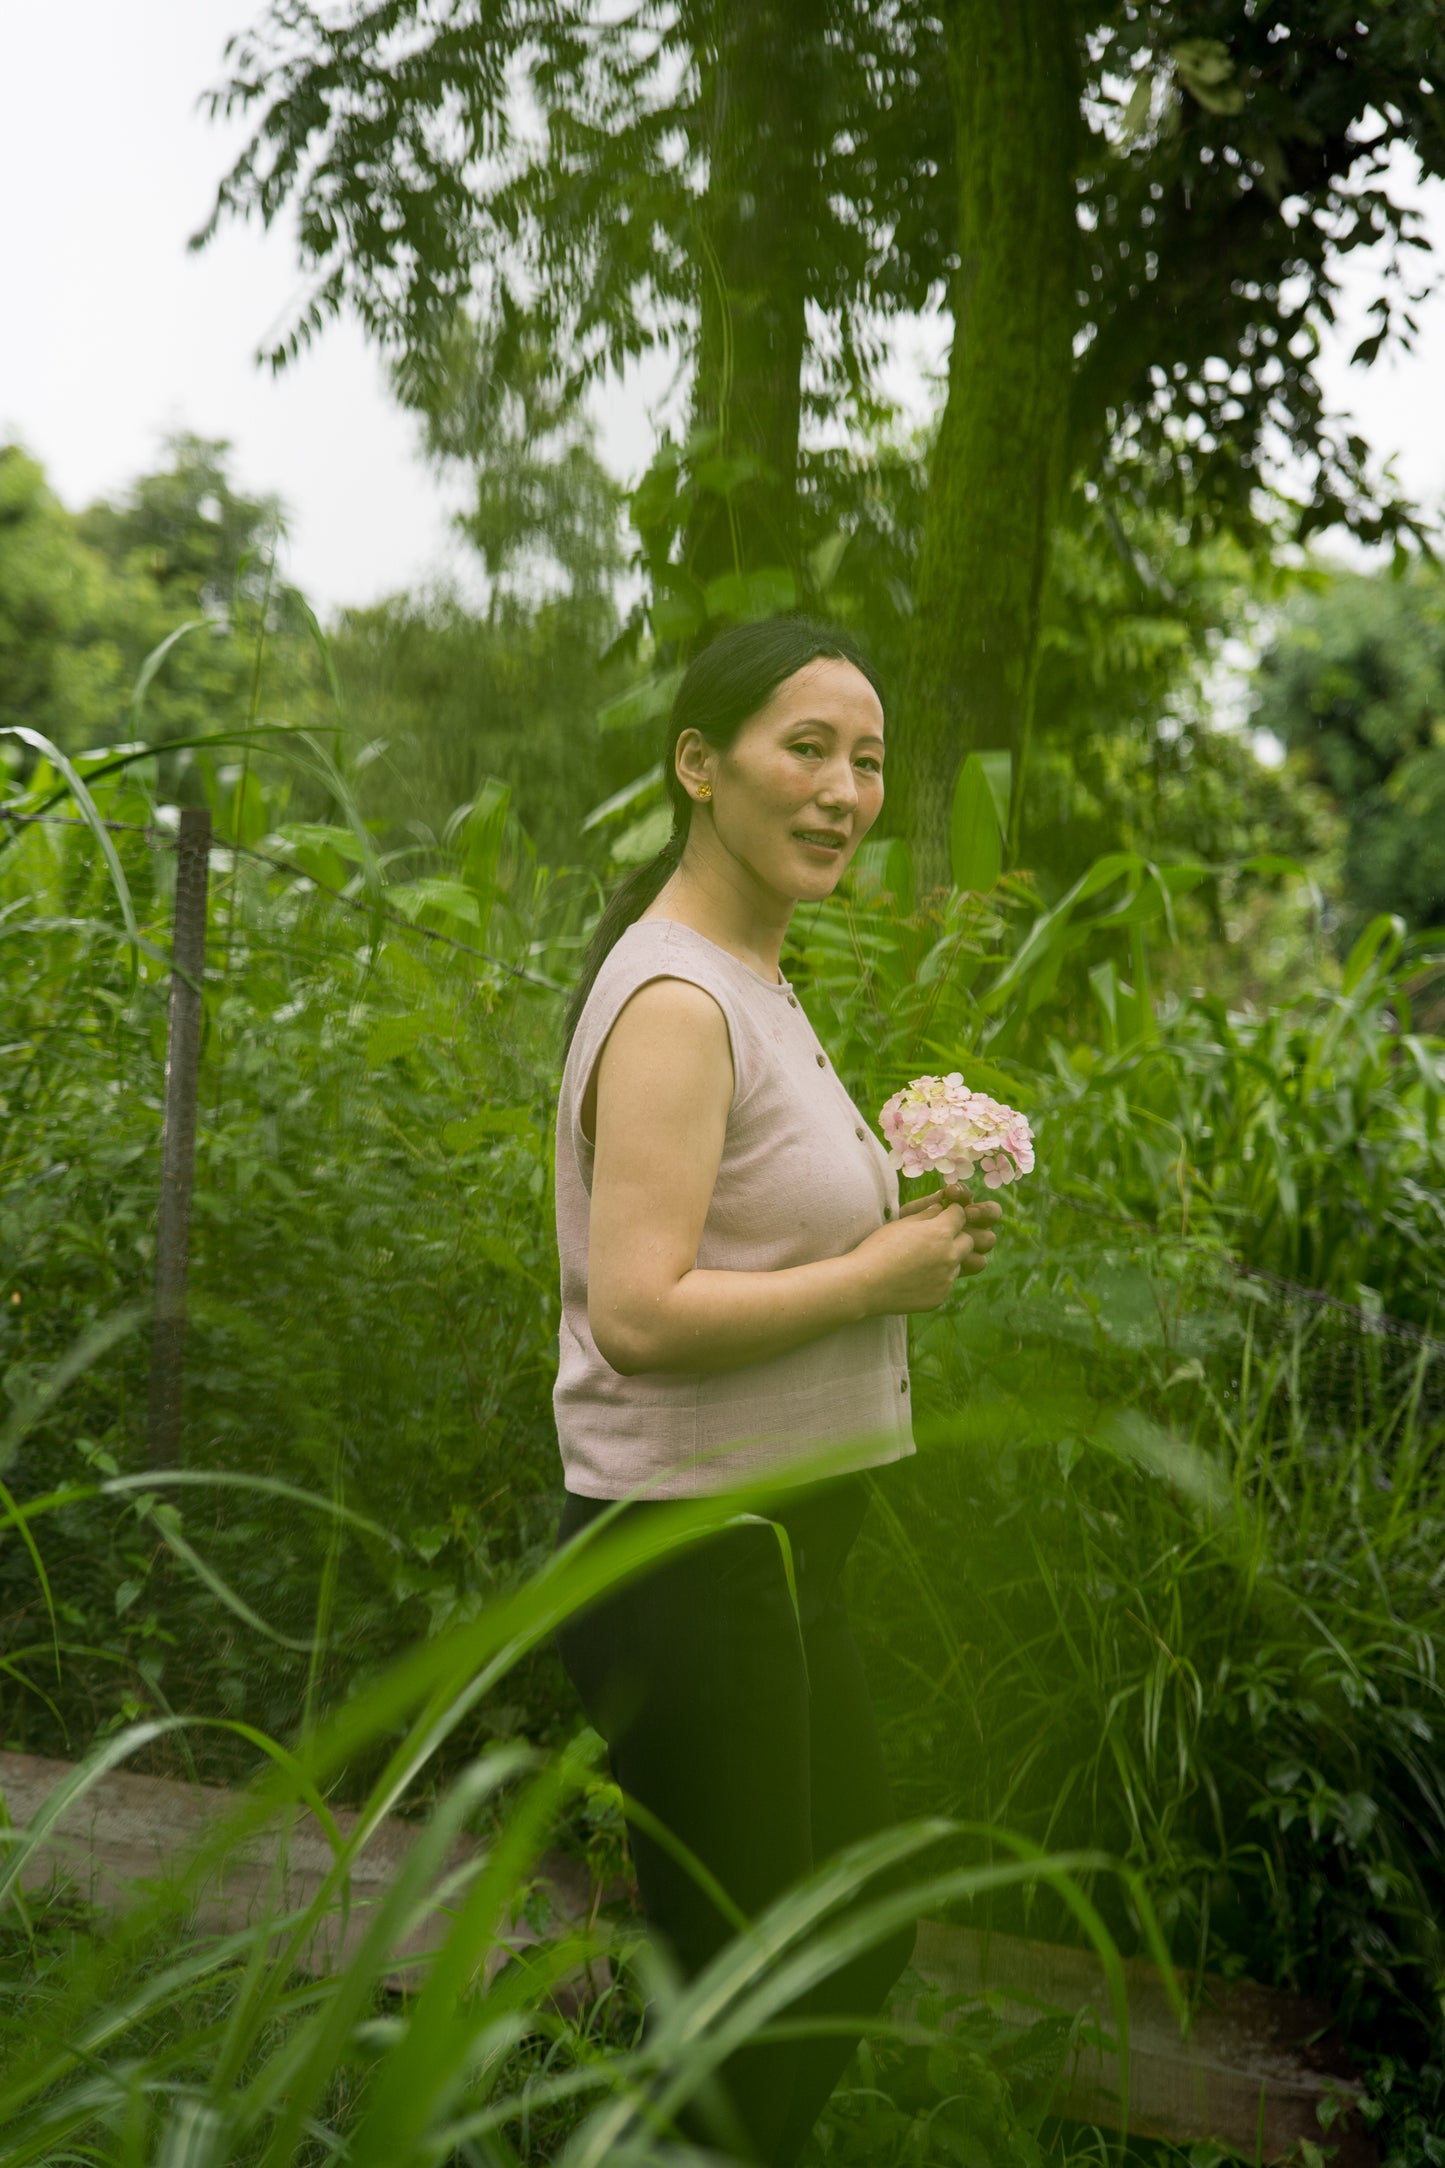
[553,917,915,1498]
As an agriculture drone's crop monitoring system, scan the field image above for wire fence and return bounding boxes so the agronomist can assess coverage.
[1037,1181,1445,1440]
[7,801,1442,1454]
[0,806,565,990]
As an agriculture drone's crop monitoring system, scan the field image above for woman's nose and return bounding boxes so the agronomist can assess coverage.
[816,759,859,811]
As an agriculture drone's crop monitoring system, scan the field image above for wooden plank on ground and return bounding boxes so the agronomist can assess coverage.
[0,1748,590,1988]
[2,1751,1380,2162]
[911,1919,1378,2167]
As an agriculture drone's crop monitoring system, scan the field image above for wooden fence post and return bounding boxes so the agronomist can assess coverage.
[147,806,211,1466]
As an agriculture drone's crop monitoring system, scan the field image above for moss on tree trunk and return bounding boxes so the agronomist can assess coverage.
[684,0,828,588]
[894,0,1080,884]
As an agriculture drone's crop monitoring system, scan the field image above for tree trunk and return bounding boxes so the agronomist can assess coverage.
[684,0,828,589]
[894,0,1080,886]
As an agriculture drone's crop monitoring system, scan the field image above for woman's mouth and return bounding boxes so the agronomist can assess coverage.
[793,829,847,859]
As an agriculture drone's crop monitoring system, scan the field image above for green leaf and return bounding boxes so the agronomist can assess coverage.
[366,1014,427,1066]
[976,751,1013,838]
[809,532,849,596]
[277,821,371,866]
[229,766,269,851]
[129,619,209,733]
[441,1109,536,1151]
[1241,852,1306,880]
[611,803,673,865]
[1342,913,1406,994]
[928,1054,1037,1108]
[474,1233,536,1280]
[581,762,664,834]
[703,566,797,623]
[950,755,1002,893]
[387,879,482,929]
[597,670,683,735]
[693,453,765,498]
[851,836,915,915]
[1119,68,1154,143]
[650,585,705,644]
[1171,37,1245,115]
[1089,958,1119,1042]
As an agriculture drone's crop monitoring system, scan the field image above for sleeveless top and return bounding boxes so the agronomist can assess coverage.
[553,917,915,1498]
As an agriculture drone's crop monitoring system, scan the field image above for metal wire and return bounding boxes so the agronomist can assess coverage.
[7,806,1439,1387]
[0,806,564,993]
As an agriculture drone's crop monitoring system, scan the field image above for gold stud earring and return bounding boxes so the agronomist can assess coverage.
[697,783,713,801]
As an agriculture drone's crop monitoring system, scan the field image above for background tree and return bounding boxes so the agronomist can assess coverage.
[1252,561,1445,941]
[897,0,1445,875]
[0,447,120,751]
[200,0,1444,880]
[0,436,311,765]
[197,0,952,623]
[895,0,1080,868]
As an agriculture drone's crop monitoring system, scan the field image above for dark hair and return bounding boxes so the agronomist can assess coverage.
[562,615,885,1053]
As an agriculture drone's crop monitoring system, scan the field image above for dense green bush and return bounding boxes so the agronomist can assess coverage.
[1253,561,1445,943]
[788,837,1445,1325]
[855,1295,1445,2066]
[5,723,1445,2158]
[0,740,581,1776]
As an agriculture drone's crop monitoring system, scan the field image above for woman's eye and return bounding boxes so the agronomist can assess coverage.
[790,741,824,759]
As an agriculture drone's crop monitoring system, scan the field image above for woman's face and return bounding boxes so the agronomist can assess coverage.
[682,658,887,903]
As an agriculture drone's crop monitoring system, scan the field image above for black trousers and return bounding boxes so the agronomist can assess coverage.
[554,1473,915,2167]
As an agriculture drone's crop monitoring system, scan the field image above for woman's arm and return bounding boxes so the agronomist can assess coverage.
[586,977,988,1376]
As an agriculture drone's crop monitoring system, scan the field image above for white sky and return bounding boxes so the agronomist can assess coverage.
[2,0,1443,619]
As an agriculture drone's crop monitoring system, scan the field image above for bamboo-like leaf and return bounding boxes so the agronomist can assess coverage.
[949,754,1002,893]
[0,1306,145,1477]
[1342,911,1406,995]
[581,760,664,833]
[129,619,210,732]
[0,728,145,961]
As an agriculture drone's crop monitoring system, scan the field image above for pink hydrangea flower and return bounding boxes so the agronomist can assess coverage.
[877,1073,1035,1188]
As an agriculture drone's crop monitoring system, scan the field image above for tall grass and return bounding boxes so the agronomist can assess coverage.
[1,731,581,1774]
[851,1269,1445,2092]
[1,1464,1170,2167]
[6,721,1445,2157]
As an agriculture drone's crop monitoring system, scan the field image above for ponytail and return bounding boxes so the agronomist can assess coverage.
[561,614,884,1058]
[560,826,684,1052]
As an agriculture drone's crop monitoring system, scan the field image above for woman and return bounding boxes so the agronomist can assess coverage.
[553,617,1001,2164]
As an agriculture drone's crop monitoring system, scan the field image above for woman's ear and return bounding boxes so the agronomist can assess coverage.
[674,728,713,801]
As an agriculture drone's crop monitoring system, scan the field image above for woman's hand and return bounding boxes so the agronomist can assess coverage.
[900,1180,1001,1279]
[849,1181,998,1317]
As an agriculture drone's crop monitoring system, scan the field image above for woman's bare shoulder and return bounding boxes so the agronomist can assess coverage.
[602,976,732,1074]
[584,976,732,1143]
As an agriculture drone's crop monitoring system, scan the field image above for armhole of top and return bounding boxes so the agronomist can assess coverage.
[573,968,743,1155]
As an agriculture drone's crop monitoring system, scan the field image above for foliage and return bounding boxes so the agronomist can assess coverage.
[5,671,1445,2159]
[0,738,582,1775]
[198,0,1445,555]
[329,588,630,868]
[194,0,1445,886]
[393,318,627,608]
[0,1464,1161,2167]
[0,436,324,769]
[0,448,122,749]
[787,826,1445,1325]
[0,439,630,874]
[1252,559,1445,943]
[607,427,1325,893]
[853,1312,1445,2086]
